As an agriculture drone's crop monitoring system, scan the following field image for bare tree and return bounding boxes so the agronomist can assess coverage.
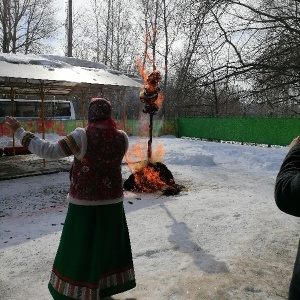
[0,0,61,54]
[165,0,226,118]
[72,0,137,71]
[108,0,136,70]
[103,0,112,65]
[191,0,300,116]
[71,3,96,60]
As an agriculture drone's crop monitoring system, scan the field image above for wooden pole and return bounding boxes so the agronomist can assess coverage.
[40,81,46,167]
[81,95,85,127]
[10,88,15,156]
[122,90,126,132]
[147,113,154,161]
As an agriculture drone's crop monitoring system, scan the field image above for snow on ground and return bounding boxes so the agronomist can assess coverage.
[0,135,299,300]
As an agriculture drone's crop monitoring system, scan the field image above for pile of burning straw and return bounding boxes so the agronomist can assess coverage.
[123,161,183,196]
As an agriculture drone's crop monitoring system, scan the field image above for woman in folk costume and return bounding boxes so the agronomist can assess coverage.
[5,98,136,300]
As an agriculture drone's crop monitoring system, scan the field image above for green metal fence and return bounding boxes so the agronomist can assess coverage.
[125,119,177,137]
[2,117,300,146]
[0,119,178,138]
[178,117,300,146]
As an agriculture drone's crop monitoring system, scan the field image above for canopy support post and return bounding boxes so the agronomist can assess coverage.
[10,87,15,156]
[122,89,126,132]
[81,95,85,127]
[40,81,46,167]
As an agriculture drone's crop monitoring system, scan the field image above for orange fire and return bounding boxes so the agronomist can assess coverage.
[126,140,165,172]
[133,164,169,193]
[136,59,164,110]
[125,140,169,192]
[136,59,149,84]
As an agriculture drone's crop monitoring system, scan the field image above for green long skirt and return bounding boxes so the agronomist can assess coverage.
[48,202,136,300]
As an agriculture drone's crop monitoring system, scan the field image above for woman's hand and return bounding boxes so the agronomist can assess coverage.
[5,116,21,133]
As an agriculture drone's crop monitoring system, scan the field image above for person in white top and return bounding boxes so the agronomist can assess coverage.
[5,98,136,300]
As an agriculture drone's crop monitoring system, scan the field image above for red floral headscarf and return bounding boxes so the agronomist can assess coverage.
[88,98,112,122]
[87,98,117,136]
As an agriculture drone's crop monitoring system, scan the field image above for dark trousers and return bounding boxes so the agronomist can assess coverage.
[289,240,300,299]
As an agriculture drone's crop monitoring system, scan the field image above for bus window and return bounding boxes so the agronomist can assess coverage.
[0,107,5,117]
[0,102,14,116]
[54,103,71,117]
[16,102,36,118]
[44,102,53,118]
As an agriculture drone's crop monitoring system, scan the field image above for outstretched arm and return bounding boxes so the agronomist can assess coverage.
[5,116,86,160]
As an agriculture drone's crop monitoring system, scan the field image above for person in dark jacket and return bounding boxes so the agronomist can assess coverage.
[275,136,300,299]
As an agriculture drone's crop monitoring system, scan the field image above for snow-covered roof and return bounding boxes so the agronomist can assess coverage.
[0,53,141,97]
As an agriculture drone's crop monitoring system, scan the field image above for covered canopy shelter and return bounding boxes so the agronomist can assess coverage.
[0,53,141,160]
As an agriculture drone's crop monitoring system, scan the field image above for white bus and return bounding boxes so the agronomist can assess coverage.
[0,99,75,120]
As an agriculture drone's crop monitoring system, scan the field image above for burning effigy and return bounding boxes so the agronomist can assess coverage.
[123,68,183,196]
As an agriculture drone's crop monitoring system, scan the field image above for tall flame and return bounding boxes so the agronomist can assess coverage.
[125,140,165,173]
[136,59,149,84]
[136,59,164,110]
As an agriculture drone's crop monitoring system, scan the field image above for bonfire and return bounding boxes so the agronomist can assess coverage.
[123,69,183,196]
